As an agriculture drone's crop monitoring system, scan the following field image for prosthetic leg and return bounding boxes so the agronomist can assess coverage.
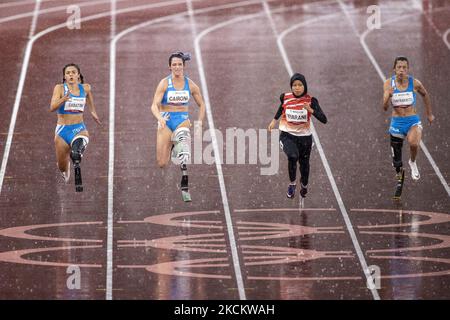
[70,136,88,192]
[390,135,404,200]
[172,127,191,202]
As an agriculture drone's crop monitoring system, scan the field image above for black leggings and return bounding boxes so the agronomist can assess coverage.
[279,131,312,186]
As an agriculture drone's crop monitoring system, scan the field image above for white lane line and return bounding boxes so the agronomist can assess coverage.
[111,0,278,302]
[110,0,116,39]
[106,0,116,302]
[186,0,197,39]
[0,0,227,299]
[351,4,450,199]
[266,1,381,300]
[409,1,450,50]
[0,0,48,9]
[0,0,126,25]
[192,7,265,303]
[444,28,450,50]
[0,0,207,196]
[189,0,340,300]
[0,0,40,195]
[27,0,40,39]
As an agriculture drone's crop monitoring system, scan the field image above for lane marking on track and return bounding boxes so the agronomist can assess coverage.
[0,0,200,198]
[0,0,127,25]
[109,0,284,301]
[27,0,40,39]
[106,0,116,302]
[192,3,251,302]
[0,0,40,195]
[336,0,450,199]
[0,0,231,300]
[110,0,338,300]
[266,0,380,300]
[110,0,277,303]
[0,0,48,9]
[444,28,450,50]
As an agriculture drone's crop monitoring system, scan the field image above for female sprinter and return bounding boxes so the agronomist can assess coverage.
[383,56,434,198]
[150,52,206,202]
[268,73,327,199]
[49,63,101,192]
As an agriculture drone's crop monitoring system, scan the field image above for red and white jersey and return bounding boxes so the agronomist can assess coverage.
[279,93,312,136]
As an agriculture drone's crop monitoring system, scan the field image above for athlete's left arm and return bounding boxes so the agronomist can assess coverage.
[309,97,327,124]
[84,84,102,125]
[189,80,206,128]
[414,79,434,124]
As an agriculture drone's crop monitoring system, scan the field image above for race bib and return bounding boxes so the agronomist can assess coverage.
[167,90,189,104]
[64,96,86,112]
[286,108,308,123]
[391,92,414,107]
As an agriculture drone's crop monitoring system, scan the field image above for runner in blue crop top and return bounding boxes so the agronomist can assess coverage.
[382,56,434,184]
[150,52,206,199]
[50,63,101,185]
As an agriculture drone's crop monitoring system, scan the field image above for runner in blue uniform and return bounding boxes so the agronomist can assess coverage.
[382,56,434,198]
[150,52,206,201]
[49,63,101,191]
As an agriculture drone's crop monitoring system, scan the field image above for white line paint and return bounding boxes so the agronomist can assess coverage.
[267,1,381,300]
[111,0,277,303]
[27,0,40,39]
[110,0,116,39]
[193,9,267,304]
[109,0,281,301]
[0,0,125,25]
[443,28,450,50]
[0,0,246,300]
[186,0,197,40]
[0,0,48,9]
[354,5,450,199]
[188,0,341,300]
[106,0,116,302]
[0,0,209,197]
[0,0,41,195]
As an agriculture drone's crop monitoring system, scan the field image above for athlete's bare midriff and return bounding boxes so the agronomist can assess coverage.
[57,113,84,125]
[391,105,417,118]
[160,105,188,112]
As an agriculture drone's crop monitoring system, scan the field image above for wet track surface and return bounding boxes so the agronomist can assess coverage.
[0,0,449,300]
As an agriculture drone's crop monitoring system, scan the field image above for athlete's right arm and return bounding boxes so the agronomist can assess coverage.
[382,80,393,111]
[49,84,69,112]
[268,94,284,132]
[150,79,167,128]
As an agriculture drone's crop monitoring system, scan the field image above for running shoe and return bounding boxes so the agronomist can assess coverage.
[409,159,420,181]
[300,184,308,198]
[287,184,296,198]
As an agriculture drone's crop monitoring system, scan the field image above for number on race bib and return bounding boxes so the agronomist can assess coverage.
[286,108,307,123]
[391,92,414,106]
[64,97,86,112]
[168,90,189,104]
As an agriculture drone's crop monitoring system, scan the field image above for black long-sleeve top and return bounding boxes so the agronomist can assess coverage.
[274,93,327,124]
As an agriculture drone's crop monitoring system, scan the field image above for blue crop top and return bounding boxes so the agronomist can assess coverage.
[57,83,87,114]
[161,76,191,107]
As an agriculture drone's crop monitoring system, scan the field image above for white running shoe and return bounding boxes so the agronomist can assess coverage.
[409,159,420,181]
[61,161,70,183]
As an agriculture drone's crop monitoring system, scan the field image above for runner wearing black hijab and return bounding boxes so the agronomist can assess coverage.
[268,73,327,198]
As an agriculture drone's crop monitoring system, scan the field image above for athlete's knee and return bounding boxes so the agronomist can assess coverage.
[157,158,168,168]
[285,148,299,162]
[287,155,298,163]
[70,136,89,164]
[172,127,191,165]
[390,135,403,168]
[408,139,420,149]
